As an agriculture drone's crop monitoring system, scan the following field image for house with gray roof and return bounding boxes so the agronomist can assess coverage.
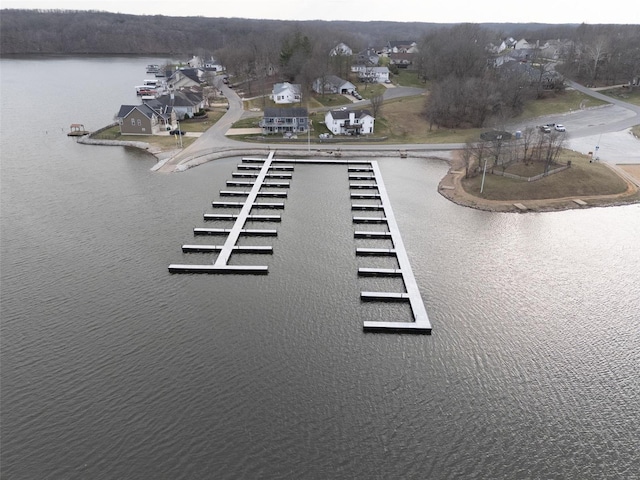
[146,90,205,120]
[312,75,356,95]
[260,107,308,135]
[356,66,390,83]
[116,104,162,135]
[166,68,205,90]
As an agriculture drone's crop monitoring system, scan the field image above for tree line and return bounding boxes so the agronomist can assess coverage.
[0,9,447,55]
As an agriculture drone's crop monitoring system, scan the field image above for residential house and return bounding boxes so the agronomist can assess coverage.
[353,48,380,68]
[540,39,573,61]
[389,52,413,69]
[515,38,536,50]
[386,41,418,54]
[325,109,375,136]
[187,55,203,68]
[357,66,390,83]
[330,42,353,56]
[166,68,204,90]
[313,75,356,95]
[204,57,225,72]
[141,99,177,128]
[146,89,205,120]
[260,107,309,135]
[116,104,162,135]
[272,82,302,104]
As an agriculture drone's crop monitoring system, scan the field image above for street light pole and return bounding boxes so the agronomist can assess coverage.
[480,158,488,194]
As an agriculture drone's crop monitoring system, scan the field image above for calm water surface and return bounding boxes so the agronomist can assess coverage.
[1,57,639,479]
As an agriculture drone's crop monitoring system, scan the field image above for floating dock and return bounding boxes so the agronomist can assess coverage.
[169,152,281,274]
[169,153,432,333]
[353,161,432,334]
[181,245,273,253]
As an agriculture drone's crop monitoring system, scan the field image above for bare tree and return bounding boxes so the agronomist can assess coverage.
[520,127,537,164]
[369,94,384,119]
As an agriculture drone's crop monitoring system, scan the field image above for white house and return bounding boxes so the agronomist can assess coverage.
[166,68,204,90]
[357,66,390,83]
[272,82,302,104]
[515,38,537,50]
[204,58,225,72]
[313,75,356,95]
[187,55,203,68]
[386,41,418,54]
[324,109,375,136]
[330,42,353,56]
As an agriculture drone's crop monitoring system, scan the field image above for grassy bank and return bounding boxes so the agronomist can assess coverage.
[461,151,629,201]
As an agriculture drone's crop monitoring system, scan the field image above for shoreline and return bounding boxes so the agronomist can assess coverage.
[437,151,640,213]
[82,135,640,213]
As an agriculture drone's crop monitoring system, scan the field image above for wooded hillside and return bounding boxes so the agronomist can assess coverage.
[0,9,581,56]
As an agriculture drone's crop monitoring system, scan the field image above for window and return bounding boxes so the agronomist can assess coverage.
[137,119,142,126]
[131,118,136,126]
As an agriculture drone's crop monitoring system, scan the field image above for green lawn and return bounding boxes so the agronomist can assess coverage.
[393,70,428,88]
[91,125,197,149]
[599,86,640,106]
[462,151,628,201]
[514,89,608,120]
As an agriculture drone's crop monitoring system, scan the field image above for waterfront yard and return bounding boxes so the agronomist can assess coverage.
[461,151,630,201]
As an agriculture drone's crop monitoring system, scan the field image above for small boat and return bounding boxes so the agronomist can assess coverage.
[67,124,89,136]
[146,64,160,73]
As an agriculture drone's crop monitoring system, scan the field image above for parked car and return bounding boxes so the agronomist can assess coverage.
[169,129,185,136]
[540,125,551,133]
[555,124,566,132]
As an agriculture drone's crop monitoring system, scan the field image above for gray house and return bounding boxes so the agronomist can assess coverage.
[312,75,356,95]
[260,107,308,135]
[116,104,161,135]
[146,90,205,120]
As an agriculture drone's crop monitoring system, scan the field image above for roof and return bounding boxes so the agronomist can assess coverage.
[168,67,203,84]
[388,40,416,48]
[143,99,175,116]
[327,109,373,120]
[273,82,301,95]
[116,104,157,120]
[323,75,352,87]
[151,91,202,108]
[264,107,308,117]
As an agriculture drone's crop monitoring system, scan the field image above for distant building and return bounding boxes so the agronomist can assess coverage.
[330,43,353,56]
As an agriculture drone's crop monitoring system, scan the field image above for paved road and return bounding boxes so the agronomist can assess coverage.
[157,79,640,172]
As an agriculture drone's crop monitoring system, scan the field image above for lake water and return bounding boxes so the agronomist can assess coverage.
[1,57,639,479]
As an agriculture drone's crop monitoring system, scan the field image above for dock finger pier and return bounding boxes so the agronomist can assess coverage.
[169,152,432,334]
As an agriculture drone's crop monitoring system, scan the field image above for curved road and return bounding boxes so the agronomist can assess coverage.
[158,79,640,172]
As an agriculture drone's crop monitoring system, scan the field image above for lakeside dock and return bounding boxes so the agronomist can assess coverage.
[168,152,432,334]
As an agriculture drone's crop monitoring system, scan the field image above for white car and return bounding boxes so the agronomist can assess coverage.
[555,124,566,132]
